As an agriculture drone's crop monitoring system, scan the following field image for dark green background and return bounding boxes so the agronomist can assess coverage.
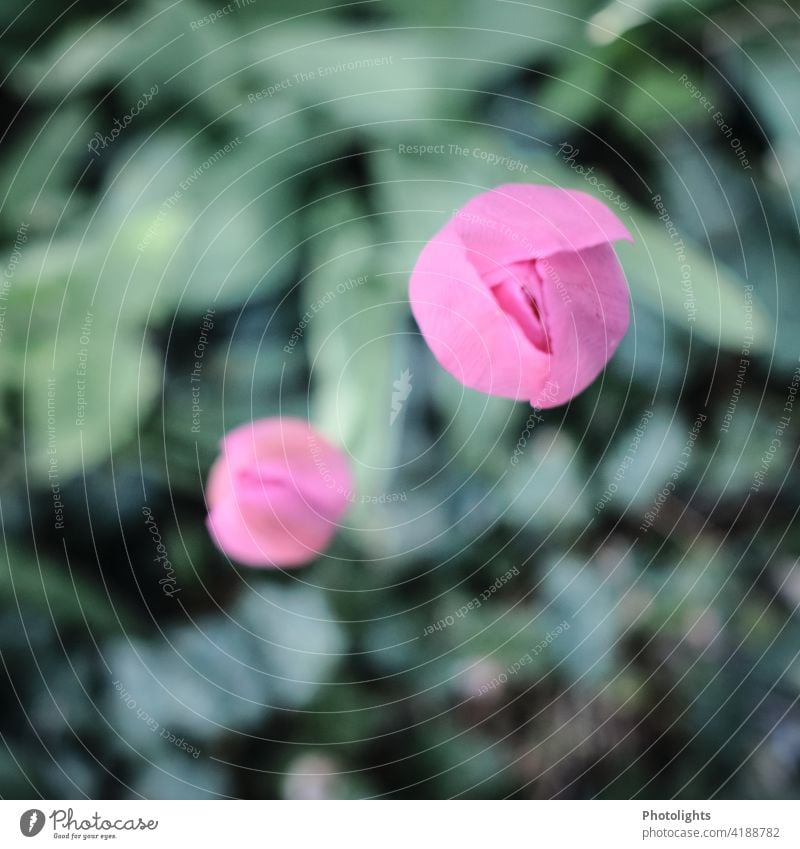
[1,0,799,799]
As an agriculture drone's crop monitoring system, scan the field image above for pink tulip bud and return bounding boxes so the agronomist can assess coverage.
[205,418,352,567]
[409,184,633,407]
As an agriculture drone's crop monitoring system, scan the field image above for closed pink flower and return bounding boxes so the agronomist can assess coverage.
[205,418,351,567]
[409,184,633,407]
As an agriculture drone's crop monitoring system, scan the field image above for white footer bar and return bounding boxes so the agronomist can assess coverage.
[2,800,797,848]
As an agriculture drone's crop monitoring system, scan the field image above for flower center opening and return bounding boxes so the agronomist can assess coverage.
[485,261,550,353]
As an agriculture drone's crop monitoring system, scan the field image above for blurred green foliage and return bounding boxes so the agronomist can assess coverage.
[1,0,800,799]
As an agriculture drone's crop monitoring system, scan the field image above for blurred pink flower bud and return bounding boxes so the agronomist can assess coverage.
[409,184,633,407]
[205,417,352,567]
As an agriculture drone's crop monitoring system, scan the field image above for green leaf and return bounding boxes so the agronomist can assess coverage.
[0,103,97,232]
[540,557,620,687]
[96,134,297,319]
[0,546,126,633]
[520,151,773,353]
[305,191,409,521]
[618,211,770,354]
[502,425,592,534]
[2,238,160,480]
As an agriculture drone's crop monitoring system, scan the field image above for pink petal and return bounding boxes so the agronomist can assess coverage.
[532,244,630,407]
[453,184,632,274]
[409,184,632,407]
[489,262,550,353]
[206,486,339,568]
[409,225,550,401]
[206,417,352,568]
